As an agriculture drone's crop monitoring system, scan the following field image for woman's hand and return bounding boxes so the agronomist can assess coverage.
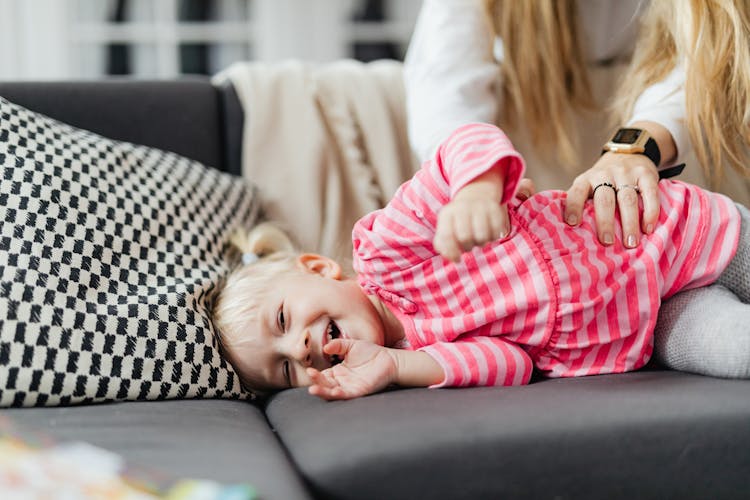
[564,121,677,248]
[307,339,398,400]
[564,153,660,248]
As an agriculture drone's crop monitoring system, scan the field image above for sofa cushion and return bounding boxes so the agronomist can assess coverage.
[3,400,312,500]
[266,371,750,500]
[0,96,257,407]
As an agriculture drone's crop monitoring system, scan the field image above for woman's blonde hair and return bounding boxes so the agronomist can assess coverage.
[614,0,750,187]
[484,0,593,170]
[212,222,298,388]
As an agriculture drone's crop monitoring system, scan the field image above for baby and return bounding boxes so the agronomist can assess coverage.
[212,123,749,400]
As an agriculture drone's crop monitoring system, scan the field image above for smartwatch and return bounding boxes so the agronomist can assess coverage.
[602,127,660,166]
[602,127,685,180]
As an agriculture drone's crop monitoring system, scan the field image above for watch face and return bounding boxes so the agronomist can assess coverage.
[612,128,642,144]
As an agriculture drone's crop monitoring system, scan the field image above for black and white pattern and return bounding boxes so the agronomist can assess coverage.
[0,97,258,407]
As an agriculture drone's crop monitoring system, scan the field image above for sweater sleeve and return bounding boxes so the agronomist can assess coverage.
[404,0,500,162]
[627,65,688,166]
[353,123,525,277]
[419,336,534,387]
[436,123,525,203]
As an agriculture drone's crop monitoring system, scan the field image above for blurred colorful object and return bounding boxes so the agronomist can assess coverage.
[0,417,256,499]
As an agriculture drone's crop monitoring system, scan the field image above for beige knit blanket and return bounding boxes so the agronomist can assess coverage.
[214,60,419,266]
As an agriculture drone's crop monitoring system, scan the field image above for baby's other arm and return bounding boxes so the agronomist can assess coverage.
[435,169,536,261]
[431,123,528,261]
[307,339,444,400]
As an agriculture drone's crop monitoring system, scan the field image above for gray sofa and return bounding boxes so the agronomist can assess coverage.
[1,79,749,500]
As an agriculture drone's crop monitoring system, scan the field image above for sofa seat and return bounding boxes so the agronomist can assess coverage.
[5,399,312,499]
[266,370,750,500]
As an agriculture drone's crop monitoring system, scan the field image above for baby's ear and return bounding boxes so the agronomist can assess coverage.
[296,253,342,279]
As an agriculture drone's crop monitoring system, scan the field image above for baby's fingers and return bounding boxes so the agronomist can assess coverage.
[483,203,510,241]
[323,338,354,356]
[307,367,337,389]
[308,383,347,401]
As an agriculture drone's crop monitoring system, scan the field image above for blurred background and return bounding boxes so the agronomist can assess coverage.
[0,0,421,80]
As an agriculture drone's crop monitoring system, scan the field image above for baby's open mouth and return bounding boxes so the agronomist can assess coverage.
[326,320,343,366]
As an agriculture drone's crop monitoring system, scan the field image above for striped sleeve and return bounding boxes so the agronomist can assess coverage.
[353,122,525,277]
[419,336,534,387]
[436,123,525,203]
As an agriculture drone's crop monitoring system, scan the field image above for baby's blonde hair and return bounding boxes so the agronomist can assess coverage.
[212,222,298,389]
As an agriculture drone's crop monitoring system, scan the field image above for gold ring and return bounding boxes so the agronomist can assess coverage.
[592,182,616,197]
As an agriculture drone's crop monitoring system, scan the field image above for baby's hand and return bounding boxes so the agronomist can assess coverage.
[433,171,532,262]
[434,196,509,262]
[307,339,397,400]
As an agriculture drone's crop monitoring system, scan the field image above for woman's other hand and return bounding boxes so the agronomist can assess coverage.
[564,121,677,248]
[564,153,660,248]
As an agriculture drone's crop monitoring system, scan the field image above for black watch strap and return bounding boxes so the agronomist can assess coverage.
[657,162,686,180]
[641,136,661,167]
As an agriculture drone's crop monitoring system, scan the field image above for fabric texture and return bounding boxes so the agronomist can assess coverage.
[213,59,420,266]
[0,97,258,407]
[353,123,741,387]
[653,285,750,378]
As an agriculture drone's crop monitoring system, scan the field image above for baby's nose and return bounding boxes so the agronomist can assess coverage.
[293,330,313,366]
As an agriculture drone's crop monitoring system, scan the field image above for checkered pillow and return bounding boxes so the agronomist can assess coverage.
[0,96,258,407]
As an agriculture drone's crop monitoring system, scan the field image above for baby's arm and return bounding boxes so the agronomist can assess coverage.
[307,339,444,400]
[432,123,526,262]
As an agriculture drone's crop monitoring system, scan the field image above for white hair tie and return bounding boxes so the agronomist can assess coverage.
[242,252,259,265]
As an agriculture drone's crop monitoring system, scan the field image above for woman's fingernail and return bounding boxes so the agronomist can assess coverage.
[603,233,614,245]
[566,214,577,225]
[627,234,637,248]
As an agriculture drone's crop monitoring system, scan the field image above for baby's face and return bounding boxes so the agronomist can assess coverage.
[228,255,386,391]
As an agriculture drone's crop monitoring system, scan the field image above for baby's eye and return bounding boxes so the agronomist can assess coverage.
[277,306,286,331]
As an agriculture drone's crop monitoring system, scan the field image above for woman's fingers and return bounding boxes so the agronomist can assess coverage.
[566,153,661,247]
[591,180,617,245]
[637,174,660,235]
[564,176,591,226]
[614,180,642,248]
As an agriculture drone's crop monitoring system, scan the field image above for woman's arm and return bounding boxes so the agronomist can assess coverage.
[404,0,499,162]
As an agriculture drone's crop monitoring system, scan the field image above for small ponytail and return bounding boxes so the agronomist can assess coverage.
[229,222,295,263]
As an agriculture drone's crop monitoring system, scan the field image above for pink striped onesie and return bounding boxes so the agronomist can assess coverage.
[352,123,741,387]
